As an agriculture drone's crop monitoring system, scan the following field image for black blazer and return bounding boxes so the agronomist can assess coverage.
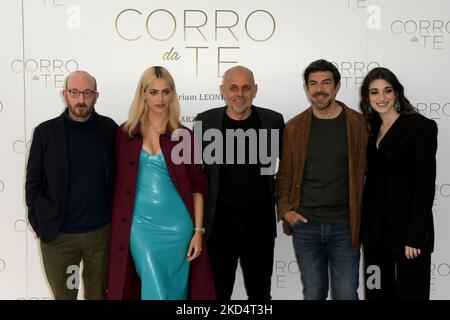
[194,106,285,239]
[360,113,438,252]
[25,109,118,243]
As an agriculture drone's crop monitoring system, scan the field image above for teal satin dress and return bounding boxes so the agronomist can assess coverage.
[130,150,193,300]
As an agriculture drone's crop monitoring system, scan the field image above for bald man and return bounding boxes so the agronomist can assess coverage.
[26,71,118,299]
[195,66,285,300]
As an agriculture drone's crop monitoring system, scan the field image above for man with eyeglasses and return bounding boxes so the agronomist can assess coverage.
[25,70,118,299]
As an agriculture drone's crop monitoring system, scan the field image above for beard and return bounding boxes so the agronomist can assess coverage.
[231,104,250,115]
[311,91,333,110]
[67,102,93,121]
[228,98,252,116]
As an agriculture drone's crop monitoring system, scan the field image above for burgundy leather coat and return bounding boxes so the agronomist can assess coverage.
[107,125,215,299]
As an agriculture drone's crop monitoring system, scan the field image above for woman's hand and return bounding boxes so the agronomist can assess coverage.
[186,231,203,262]
[405,246,421,259]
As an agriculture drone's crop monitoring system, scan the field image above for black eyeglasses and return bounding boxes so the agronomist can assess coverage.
[66,89,97,99]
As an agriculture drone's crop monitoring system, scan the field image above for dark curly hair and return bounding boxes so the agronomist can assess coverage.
[303,59,341,87]
[359,67,417,133]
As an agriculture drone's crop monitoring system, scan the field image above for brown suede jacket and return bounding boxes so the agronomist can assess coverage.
[276,101,368,249]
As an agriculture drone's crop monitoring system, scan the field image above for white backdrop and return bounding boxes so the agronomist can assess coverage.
[0,0,449,300]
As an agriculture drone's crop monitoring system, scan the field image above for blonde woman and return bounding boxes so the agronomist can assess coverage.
[107,66,215,300]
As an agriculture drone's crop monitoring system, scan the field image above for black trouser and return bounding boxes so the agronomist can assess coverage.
[207,219,274,300]
[363,245,431,300]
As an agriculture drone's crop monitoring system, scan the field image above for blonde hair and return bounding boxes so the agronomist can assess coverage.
[123,66,181,136]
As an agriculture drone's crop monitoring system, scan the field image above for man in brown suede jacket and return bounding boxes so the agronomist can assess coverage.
[276,59,368,300]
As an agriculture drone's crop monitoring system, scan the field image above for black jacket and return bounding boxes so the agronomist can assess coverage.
[194,105,285,239]
[360,113,438,252]
[25,109,118,243]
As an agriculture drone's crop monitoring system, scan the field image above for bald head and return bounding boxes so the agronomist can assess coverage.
[222,66,255,86]
[65,70,97,90]
[63,70,99,122]
[220,65,257,120]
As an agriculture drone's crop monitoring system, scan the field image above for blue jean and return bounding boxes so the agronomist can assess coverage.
[292,219,360,300]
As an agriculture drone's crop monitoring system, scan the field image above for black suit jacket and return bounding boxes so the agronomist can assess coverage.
[25,109,118,243]
[194,106,285,239]
[360,113,438,252]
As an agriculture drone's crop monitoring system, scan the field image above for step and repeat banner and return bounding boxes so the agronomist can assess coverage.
[0,0,449,299]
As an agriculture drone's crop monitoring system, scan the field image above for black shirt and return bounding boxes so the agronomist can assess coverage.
[61,110,110,233]
[217,108,272,221]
